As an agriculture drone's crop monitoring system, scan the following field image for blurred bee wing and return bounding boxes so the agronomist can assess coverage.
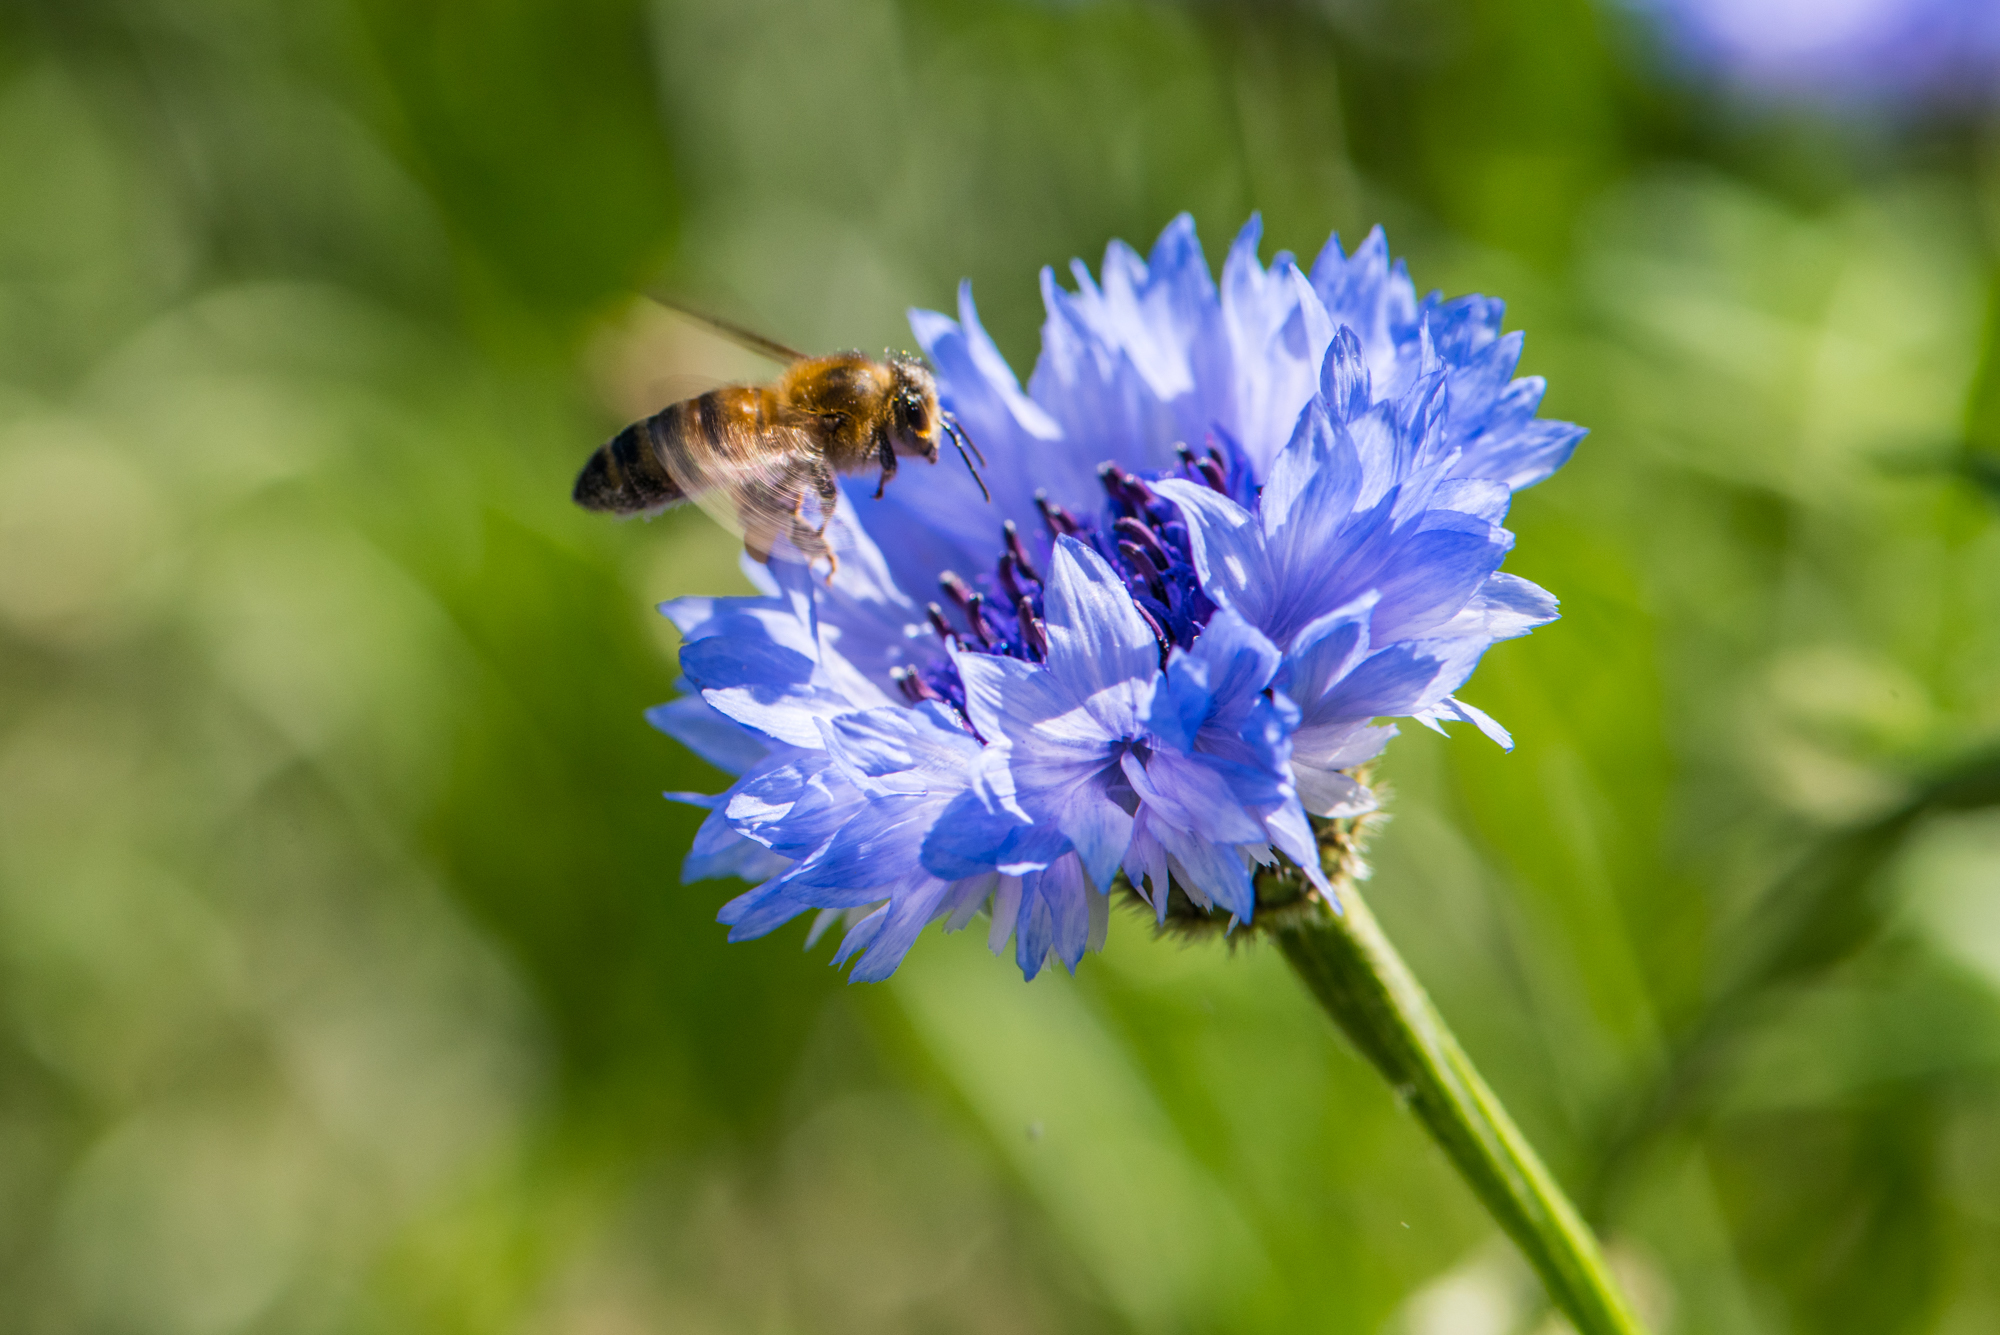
[648,373,728,407]
[647,297,807,365]
[653,398,832,568]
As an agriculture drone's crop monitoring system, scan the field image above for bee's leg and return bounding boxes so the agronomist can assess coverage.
[784,519,836,577]
[813,464,841,534]
[790,468,840,577]
[873,438,898,499]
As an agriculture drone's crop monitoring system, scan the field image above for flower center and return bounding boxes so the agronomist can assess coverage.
[897,432,1259,717]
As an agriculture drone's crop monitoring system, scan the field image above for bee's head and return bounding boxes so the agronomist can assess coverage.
[886,354,942,462]
[885,353,990,502]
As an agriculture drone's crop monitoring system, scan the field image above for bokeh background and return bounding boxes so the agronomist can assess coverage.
[3,1,1999,1332]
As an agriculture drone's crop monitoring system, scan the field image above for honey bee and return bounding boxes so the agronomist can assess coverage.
[572,304,987,572]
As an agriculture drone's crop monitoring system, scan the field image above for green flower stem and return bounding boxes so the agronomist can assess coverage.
[1277,878,1648,1335]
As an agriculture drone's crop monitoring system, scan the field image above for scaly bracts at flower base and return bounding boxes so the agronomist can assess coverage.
[649,215,1583,980]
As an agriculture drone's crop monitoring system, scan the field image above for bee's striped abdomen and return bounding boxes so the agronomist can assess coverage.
[652,392,730,485]
[572,408,689,516]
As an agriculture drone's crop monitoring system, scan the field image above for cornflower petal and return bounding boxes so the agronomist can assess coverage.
[1041,536,1161,725]
[645,695,771,773]
[1016,855,1095,978]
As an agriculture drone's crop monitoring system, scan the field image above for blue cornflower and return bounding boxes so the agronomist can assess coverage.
[647,215,1580,979]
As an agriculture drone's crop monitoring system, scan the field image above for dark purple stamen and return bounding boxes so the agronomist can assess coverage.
[1131,600,1170,668]
[963,592,994,647]
[1015,596,1047,659]
[1035,490,1080,537]
[938,570,975,613]
[1003,520,1041,583]
[997,552,1027,605]
[912,446,1233,712]
[1113,517,1169,572]
[1099,462,1159,512]
[1118,542,1167,601]
[926,602,958,647]
[892,666,939,704]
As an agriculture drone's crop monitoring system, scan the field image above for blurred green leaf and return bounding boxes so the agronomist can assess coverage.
[351,0,679,318]
[1712,1093,1949,1335]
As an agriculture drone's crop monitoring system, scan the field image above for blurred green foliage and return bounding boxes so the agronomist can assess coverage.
[1,1,1998,1332]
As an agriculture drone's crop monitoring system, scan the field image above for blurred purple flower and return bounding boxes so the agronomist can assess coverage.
[649,216,1580,980]
[1630,0,2000,108]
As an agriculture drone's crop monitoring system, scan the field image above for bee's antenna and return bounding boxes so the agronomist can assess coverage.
[942,416,991,503]
[943,412,987,466]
